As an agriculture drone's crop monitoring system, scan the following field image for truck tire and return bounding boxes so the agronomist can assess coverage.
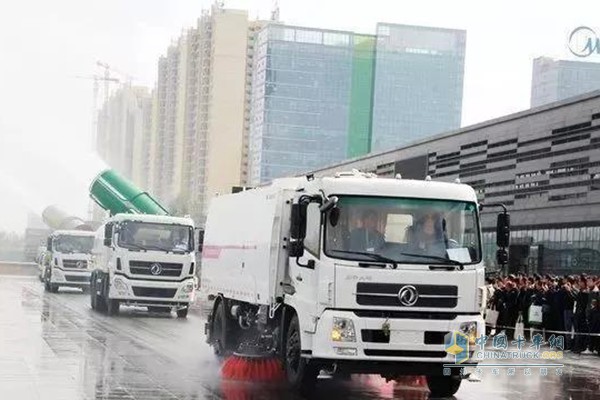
[426,375,462,397]
[211,300,230,359]
[106,299,120,316]
[284,314,318,392]
[176,306,189,318]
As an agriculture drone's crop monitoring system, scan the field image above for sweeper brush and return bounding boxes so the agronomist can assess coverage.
[220,343,285,382]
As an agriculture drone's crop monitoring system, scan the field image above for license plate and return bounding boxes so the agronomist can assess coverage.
[390,330,422,344]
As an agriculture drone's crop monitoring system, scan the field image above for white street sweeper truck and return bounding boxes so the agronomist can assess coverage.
[201,170,510,395]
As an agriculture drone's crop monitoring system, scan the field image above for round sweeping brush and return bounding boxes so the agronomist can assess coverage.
[221,342,285,382]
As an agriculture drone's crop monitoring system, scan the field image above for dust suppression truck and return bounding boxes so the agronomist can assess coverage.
[43,230,96,293]
[89,170,196,318]
[201,171,510,395]
[41,205,96,292]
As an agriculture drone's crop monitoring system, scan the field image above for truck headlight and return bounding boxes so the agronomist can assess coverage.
[459,321,478,345]
[182,281,195,294]
[113,277,127,292]
[331,317,356,342]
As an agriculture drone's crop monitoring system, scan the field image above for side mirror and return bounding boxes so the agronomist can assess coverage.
[289,203,307,258]
[46,237,52,252]
[197,229,204,252]
[319,196,339,213]
[496,213,510,248]
[496,248,508,265]
[103,223,113,247]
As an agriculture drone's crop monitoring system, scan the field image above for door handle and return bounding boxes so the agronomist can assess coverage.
[296,275,303,282]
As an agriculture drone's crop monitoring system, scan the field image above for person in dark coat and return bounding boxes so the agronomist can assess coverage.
[504,281,521,340]
[529,282,547,337]
[519,280,535,341]
[589,299,600,355]
[573,279,590,354]
[561,281,576,351]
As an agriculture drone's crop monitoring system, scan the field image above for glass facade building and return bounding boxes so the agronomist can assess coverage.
[249,23,466,185]
[249,26,375,185]
[531,57,600,108]
[371,24,466,152]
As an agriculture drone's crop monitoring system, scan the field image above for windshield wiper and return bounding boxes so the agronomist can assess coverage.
[122,243,147,252]
[398,252,463,266]
[330,250,398,269]
[142,244,174,253]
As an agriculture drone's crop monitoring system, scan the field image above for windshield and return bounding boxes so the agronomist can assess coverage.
[325,196,481,265]
[54,235,94,254]
[117,221,193,253]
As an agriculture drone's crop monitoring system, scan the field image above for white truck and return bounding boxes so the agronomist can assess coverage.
[90,213,197,317]
[201,171,510,395]
[43,230,96,293]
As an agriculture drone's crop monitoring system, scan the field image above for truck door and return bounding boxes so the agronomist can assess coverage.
[289,202,321,325]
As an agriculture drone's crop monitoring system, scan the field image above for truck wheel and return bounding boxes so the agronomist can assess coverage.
[426,375,462,397]
[285,314,318,392]
[211,300,230,359]
[176,307,189,318]
[106,299,120,316]
[90,278,97,310]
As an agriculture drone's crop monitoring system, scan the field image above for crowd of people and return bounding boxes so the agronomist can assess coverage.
[484,273,600,354]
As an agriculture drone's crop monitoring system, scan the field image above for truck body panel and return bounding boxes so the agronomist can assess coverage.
[202,172,498,388]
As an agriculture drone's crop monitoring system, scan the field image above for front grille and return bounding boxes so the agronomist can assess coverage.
[65,275,89,283]
[364,349,447,358]
[356,282,458,308]
[63,260,88,269]
[361,330,449,345]
[362,330,390,343]
[424,331,449,345]
[129,261,183,277]
[132,287,177,298]
[354,310,459,320]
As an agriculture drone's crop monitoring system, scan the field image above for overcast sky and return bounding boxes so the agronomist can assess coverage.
[1,0,599,233]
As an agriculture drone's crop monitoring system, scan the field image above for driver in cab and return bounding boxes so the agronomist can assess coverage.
[409,212,447,257]
[349,209,385,252]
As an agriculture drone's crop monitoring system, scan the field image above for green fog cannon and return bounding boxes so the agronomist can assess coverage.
[89,169,169,216]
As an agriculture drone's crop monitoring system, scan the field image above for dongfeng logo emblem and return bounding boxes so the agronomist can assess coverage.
[398,285,419,306]
[76,261,85,269]
[150,263,162,276]
[568,26,600,58]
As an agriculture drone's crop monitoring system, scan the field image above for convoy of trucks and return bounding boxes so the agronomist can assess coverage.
[200,171,510,395]
[34,167,510,394]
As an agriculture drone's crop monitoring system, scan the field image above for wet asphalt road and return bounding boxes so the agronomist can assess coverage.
[2,272,600,400]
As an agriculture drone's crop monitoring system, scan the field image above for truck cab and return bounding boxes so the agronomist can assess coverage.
[202,172,510,396]
[43,230,95,293]
[90,213,196,317]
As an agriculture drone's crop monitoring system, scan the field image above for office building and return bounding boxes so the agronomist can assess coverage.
[371,23,466,152]
[531,57,600,107]
[306,91,600,274]
[146,4,267,222]
[248,23,465,185]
